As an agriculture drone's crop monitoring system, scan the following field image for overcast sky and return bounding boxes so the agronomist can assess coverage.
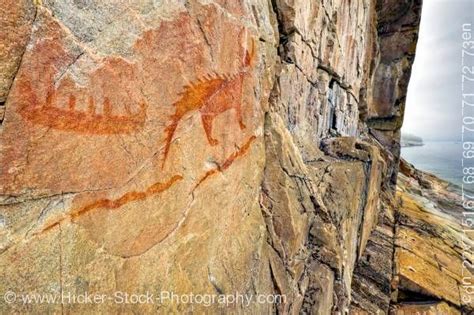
[403,0,474,141]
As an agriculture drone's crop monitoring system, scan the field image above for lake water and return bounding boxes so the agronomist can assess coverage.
[401,141,462,186]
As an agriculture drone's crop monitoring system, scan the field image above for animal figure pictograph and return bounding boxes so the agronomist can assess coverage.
[161,38,255,168]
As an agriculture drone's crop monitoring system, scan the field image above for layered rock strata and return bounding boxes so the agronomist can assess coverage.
[351,160,473,314]
[1,1,465,314]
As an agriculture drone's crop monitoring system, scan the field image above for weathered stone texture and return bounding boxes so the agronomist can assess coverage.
[350,193,396,314]
[392,302,461,315]
[1,1,276,313]
[3,0,467,315]
[391,163,474,314]
[368,0,422,185]
[0,0,36,115]
[270,0,377,147]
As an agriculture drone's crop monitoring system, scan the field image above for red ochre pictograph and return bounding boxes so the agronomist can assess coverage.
[39,174,184,234]
[16,41,147,135]
[17,15,259,238]
[161,38,256,168]
[36,135,257,236]
[18,81,148,135]
[194,135,257,189]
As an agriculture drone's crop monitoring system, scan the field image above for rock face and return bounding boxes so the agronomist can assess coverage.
[394,162,474,313]
[1,1,274,313]
[368,0,422,185]
[0,0,464,314]
[0,0,36,119]
[351,160,474,314]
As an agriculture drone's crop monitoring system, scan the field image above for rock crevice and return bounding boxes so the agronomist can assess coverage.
[1,0,467,314]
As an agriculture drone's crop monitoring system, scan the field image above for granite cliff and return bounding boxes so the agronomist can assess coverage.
[0,0,469,314]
